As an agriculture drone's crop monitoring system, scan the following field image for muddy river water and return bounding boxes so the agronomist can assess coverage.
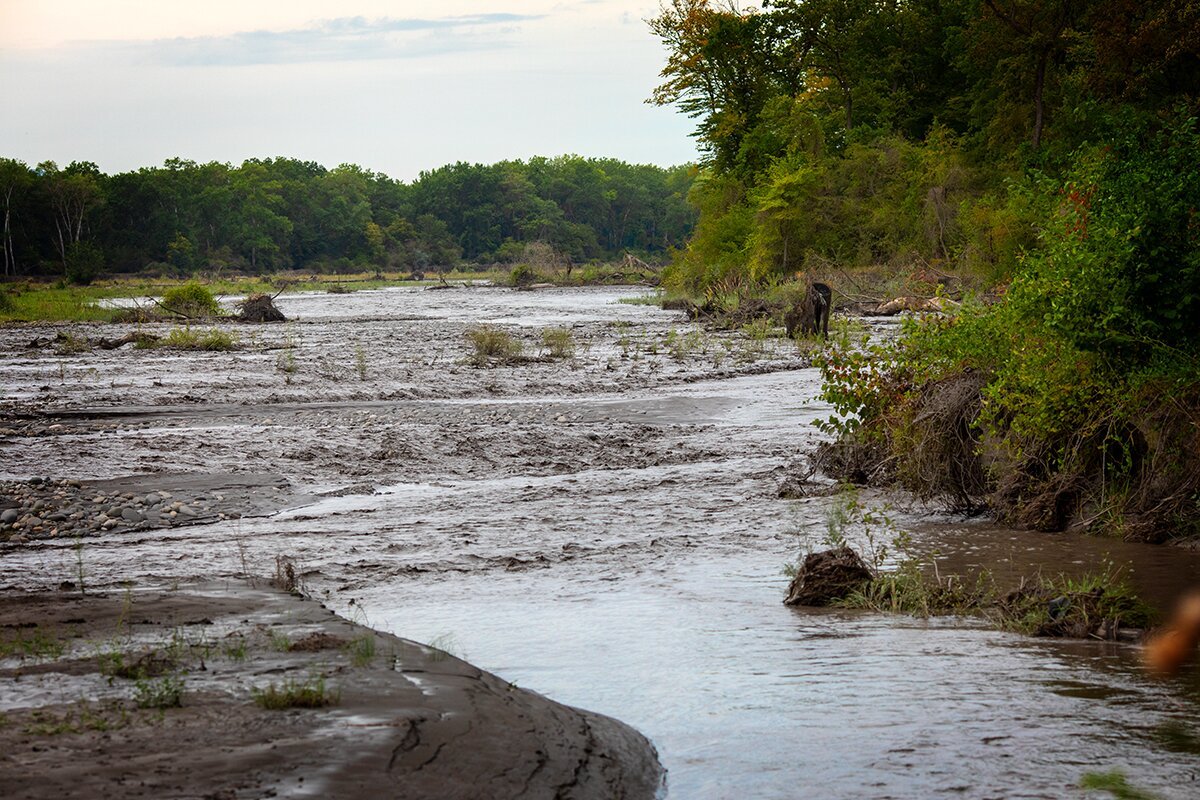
[3,286,1200,798]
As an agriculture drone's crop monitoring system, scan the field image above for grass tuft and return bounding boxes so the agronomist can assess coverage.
[137,327,239,351]
[466,325,523,365]
[252,675,338,710]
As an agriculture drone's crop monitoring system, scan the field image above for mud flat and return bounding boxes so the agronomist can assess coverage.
[4,286,1200,798]
[0,581,663,799]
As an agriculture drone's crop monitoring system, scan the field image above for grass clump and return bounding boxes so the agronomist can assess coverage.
[0,628,67,663]
[1080,771,1162,800]
[541,327,575,359]
[24,701,130,736]
[994,567,1156,637]
[252,675,337,710]
[840,556,1155,639]
[160,282,222,317]
[137,327,239,351]
[344,634,377,667]
[133,673,184,709]
[466,325,523,365]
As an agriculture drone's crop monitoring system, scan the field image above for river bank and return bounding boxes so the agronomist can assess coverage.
[0,581,663,800]
[3,285,1199,797]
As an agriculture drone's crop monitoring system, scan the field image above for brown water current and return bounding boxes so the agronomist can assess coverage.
[3,286,1200,798]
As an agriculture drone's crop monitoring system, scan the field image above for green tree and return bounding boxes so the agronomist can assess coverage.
[0,158,34,277]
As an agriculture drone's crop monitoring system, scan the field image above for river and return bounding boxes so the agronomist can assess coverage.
[3,285,1199,798]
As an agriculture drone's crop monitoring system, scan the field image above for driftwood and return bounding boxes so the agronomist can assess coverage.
[872,296,959,316]
[97,332,160,349]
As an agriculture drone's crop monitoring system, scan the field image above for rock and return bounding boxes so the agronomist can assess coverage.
[784,546,874,606]
[145,493,161,506]
[0,509,17,524]
[121,508,144,524]
[176,505,198,518]
[26,516,43,528]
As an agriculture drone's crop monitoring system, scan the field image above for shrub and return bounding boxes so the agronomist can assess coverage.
[65,241,104,286]
[466,326,523,365]
[541,327,575,359]
[160,282,222,317]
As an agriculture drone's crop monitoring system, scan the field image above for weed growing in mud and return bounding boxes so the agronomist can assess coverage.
[0,628,67,663]
[54,332,92,355]
[268,630,293,652]
[344,634,377,667]
[137,327,239,351]
[74,533,86,597]
[223,635,248,662]
[24,701,130,736]
[133,673,185,709]
[993,564,1156,637]
[426,633,463,662]
[466,325,523,365]
[355,340,369,380]
[277,330,299,382]
[841,561,986,617]
[617,293,662,306]
[788,486,905,571]
[1080,770,1162,800]
[540,327,575,359]
[665,328,705,361]
[252,675,338,710]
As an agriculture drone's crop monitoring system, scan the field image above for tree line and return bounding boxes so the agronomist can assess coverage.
[647,0,1199,296]
[646,0,1199,539]
[0,155,698,282]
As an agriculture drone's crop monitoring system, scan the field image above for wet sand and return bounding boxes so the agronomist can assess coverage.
[0,581,663,800]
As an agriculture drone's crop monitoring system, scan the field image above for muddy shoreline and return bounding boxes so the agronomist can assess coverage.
[4,286,1200,798]
[0,581,664,799]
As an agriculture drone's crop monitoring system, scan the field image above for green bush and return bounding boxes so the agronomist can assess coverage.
[160,282,222,317]
[65,241,104,286]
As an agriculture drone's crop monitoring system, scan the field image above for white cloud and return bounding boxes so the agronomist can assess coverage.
[0,1,697,179]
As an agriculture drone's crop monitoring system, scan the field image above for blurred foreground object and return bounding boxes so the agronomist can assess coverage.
[1143,591,1200,676]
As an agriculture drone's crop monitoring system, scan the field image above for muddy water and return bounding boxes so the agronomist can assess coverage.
[4,287,1200,798]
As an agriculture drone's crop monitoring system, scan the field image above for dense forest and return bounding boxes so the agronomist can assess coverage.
[0,156,697,281]
[649,0,1200,540]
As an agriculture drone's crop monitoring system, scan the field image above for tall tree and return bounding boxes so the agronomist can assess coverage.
[38,161,105,271]
[0,159,33,277]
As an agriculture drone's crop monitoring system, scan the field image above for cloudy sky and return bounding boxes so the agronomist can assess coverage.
[0,1,697,180]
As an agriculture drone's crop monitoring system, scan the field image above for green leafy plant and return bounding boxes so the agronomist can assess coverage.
[133,673,184,709]
[160,282,222,318]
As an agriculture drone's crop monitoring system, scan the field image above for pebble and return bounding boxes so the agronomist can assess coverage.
[176,505,198,518]
[0,509,17,524]
[144,493,160,505]
[121,508,144,524]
